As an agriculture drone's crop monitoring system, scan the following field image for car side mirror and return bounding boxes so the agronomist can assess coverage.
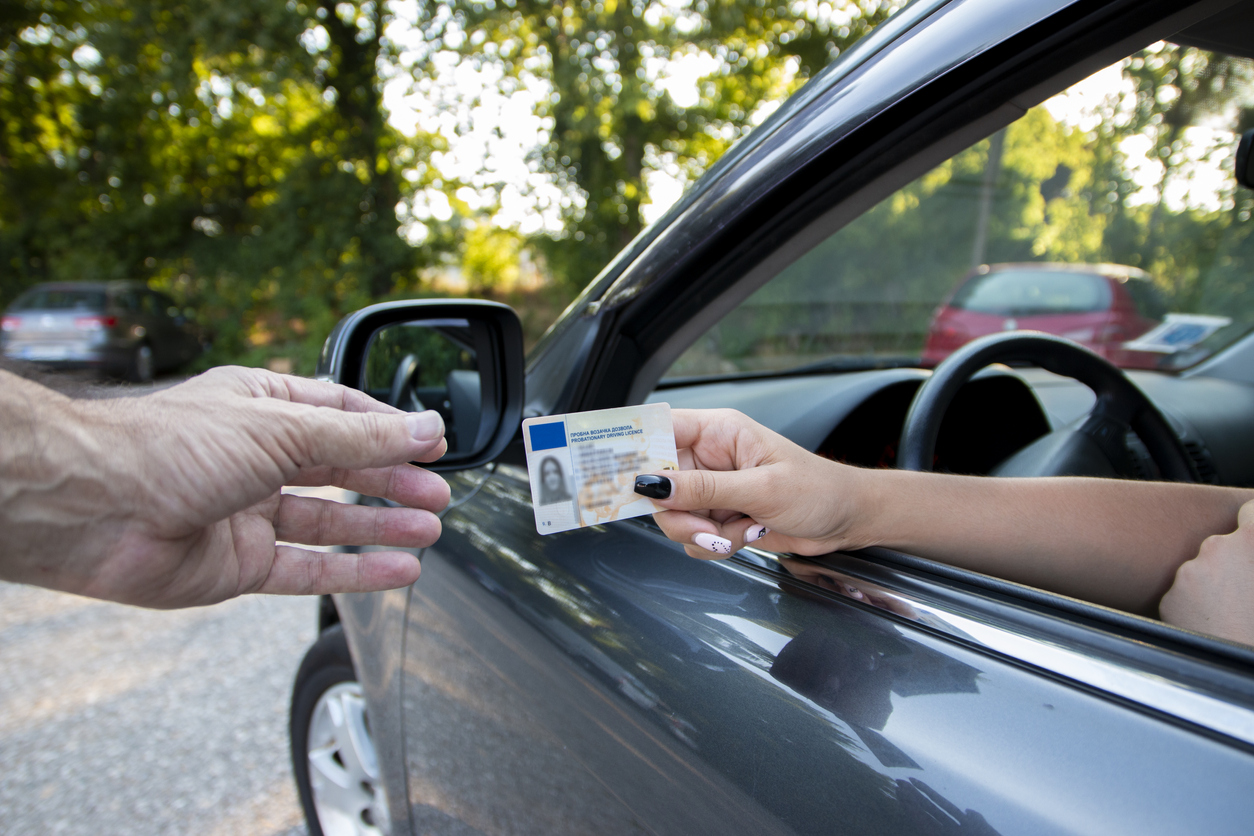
[1238,129,1254,190]
[316,299,524,472]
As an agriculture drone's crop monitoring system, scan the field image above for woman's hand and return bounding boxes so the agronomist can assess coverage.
[1160,498,1254,646]
[637,408,870,559]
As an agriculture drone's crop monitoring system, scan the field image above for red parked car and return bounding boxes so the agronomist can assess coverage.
[922,263,1169,368]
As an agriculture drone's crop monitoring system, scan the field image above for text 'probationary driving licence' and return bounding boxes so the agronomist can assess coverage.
[522,403,677,535]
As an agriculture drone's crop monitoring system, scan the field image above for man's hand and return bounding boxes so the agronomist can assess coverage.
[1160,498,1254,646]
[0,366,451,608]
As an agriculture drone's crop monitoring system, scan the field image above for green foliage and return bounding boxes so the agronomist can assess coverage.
[462,224,524,295]
[7,4,1252,378]
[673,43,1254,375]
[1,0,442,373]
[413,0,906,295]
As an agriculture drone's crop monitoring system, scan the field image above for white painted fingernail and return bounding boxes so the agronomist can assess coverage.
[694,533,733,555]
[745,524,769,542]
[406,410,444,441]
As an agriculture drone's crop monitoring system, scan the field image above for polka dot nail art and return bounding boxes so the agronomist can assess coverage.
[694,533,733,555]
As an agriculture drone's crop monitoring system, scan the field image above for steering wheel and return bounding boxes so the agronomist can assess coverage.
[898,332,1196,481]
[388,353,425,413]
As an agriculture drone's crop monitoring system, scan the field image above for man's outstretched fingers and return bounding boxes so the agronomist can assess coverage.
[288,405,446,472]
[260,547,422,595]
[289,464,451,512]
[266,371,406,415]
[274,495,442,548]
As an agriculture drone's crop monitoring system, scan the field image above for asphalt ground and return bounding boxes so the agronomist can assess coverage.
[0,583,317,835]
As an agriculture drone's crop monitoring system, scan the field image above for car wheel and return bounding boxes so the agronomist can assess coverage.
[127,343,154,383]
[290,625,391,836]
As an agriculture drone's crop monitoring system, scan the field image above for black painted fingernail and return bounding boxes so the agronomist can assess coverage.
[634,474,672,499]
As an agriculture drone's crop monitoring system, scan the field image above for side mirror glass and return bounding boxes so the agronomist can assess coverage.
[317,300,524,471]
[1238,129,1254,190]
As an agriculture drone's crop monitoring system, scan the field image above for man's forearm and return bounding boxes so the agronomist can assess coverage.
[853,467,1254,615]
[0,371,130,591]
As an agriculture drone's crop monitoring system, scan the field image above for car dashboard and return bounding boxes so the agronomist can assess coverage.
[649,365,1254,485]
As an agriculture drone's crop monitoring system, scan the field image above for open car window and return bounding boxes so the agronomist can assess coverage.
[666,42,1254,380]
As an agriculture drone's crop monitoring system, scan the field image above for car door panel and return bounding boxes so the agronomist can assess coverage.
[402,465,1254,835]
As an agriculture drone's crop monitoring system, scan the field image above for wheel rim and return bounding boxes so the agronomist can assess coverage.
[307,682,390,836]
[135,345,154,382]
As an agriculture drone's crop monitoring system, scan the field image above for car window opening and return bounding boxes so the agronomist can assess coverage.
[664,41,1254,382]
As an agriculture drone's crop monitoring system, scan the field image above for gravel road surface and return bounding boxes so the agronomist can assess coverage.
[0,485,357,835]
[0,583,315,835]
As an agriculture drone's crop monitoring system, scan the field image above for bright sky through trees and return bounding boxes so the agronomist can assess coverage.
[377,0,808,246]
[1043,45,1247,213]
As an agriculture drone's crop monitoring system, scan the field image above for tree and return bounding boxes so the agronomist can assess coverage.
[0,0,443,369]
[406,0,906,294]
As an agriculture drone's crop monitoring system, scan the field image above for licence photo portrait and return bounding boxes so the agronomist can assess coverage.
[538,455,573,505]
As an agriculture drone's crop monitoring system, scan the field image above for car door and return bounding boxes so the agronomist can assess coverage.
[395,0,1254,833]
[407,471,1254,835]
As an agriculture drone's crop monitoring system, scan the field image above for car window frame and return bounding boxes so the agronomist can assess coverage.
[562,0,1254,738]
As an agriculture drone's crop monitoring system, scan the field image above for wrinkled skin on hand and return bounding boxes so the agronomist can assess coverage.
[1160,498,1254,646]
[1,366,451,608]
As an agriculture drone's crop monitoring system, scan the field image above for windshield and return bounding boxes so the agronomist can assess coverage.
[950,269,1111,316]
[11,288,106,312]
[666,43,1254,379]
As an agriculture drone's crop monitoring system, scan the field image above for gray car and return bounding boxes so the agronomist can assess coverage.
[1,281,201,382]
[291,1,1254,834]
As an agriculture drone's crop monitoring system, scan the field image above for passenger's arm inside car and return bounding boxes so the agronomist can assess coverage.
[857,469,1254,618]
[647,409,1254,636]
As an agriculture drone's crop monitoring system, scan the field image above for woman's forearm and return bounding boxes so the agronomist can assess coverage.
[851,467,1254,615]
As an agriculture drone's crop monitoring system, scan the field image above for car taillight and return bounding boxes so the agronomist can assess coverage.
[74,315,118,331]
[1,316,19,331]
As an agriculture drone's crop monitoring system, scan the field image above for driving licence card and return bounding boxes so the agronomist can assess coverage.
[523,403,677,535]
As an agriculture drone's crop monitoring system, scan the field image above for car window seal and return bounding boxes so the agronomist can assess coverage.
[720,545,1254,751]
[854,545,1254,665]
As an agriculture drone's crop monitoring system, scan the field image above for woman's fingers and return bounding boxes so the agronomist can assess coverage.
[653,509,766,560]
[257,546,422,595]
[274,494,442,548]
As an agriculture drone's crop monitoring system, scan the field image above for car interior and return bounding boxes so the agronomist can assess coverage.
[632,1,1254,658]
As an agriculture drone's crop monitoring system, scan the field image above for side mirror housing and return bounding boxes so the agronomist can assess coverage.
[317,299,525,472]
[1238,129,1254,190]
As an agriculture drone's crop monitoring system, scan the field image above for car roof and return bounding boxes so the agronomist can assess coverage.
[978,262,1152,282]
[21,280,149,294]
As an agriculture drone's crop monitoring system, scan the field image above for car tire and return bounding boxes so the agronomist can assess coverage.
[127,343,154,383]
[290,625,391,836]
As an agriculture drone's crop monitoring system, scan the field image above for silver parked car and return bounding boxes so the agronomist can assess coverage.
[1,281,201,382]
